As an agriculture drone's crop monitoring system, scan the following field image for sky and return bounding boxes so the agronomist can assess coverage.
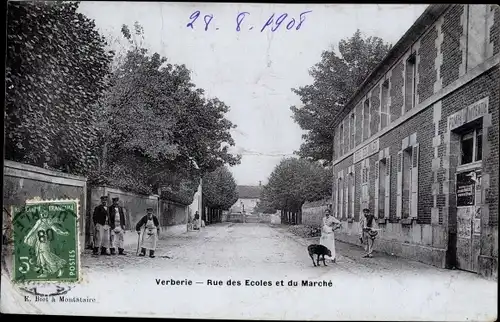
[78,2,428,186]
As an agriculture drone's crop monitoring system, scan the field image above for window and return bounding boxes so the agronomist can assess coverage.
[350,114,355,149]
[361,165,369,204]
[378,158,387,218]
[402,148,413,219]
[405,54,416,113]
[339,124,344,155]
[381,80,389,129]
[363,99,370,140]
[337,178,343,218]
[348,172,354,218]
[460,128,483,165]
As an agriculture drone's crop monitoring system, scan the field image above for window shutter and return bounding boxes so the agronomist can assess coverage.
[374,160,380,219]
[385,156,391,219]
[396,151,403,219]
[350,172,355,219]
[411,144,420,219]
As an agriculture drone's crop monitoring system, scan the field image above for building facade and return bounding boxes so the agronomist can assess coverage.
[230,185,263,214]
[331,4,499,279]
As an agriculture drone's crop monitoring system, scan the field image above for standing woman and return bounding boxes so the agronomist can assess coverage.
[319,208,341,263]
[136,207,160,258]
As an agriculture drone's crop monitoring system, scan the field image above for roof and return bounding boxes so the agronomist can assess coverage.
[332,4,451,127]
[237,185,263,199]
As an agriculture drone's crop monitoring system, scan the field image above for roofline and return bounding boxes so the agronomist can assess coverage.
[333,4,451,126]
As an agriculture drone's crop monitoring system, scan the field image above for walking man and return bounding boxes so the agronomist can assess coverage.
[136,207,160,258]
[109,197,127,255]
[359,208,378,258]
[92,196,111,256]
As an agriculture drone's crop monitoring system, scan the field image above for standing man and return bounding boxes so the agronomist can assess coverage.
[136,207,160,258]
[359,208,378,258]
[109,197,127,255]
[92,196,111,256]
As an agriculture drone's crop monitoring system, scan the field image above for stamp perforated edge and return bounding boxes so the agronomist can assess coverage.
[10,197,83,286]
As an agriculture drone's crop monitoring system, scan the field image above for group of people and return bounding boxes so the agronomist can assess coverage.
[92,196,161,258]
[319,207,378,262]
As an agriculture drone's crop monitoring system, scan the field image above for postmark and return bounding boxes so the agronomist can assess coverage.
[12,199,80,284]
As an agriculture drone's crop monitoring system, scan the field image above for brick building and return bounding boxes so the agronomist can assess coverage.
[331,4,499,279]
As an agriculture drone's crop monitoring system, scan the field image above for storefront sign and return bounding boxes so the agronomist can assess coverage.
[353,139,379,164]
[456,169,481,207]
[448,97,489,131]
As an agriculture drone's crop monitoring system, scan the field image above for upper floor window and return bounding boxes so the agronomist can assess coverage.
[405,53,416,113]
[350,113,355,149]
[363,99,370,140]
[460,128,482,165]
[339,124,344,154]
[381,80,389,129]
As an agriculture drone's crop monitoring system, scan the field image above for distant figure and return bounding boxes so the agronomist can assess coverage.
[92,196,110,256]
[192,211,200,230]
[359,208,378,258]
[319,208,341,263]
[136,207,160,258]
[109,197,126,255]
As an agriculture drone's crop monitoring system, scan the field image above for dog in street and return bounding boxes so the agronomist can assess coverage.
[307,244,332,267]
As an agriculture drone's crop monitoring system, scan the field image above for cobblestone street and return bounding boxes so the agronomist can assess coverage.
[74,223,497,320]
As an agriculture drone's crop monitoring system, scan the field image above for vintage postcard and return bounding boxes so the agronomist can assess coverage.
[2,2,498,321]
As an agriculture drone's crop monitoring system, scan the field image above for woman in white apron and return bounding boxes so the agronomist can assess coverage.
[319,208,341,263]
[135,207,160,258]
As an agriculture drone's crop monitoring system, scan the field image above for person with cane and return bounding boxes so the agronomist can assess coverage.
[135,207,160,258]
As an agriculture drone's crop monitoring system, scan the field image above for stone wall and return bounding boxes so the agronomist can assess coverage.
[3,160,87,253]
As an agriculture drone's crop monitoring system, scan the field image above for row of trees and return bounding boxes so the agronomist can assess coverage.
[255,158,332,223]
[6,1,240,206]
[257,31,391,221]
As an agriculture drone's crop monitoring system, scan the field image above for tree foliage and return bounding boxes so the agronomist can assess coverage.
[262,158,332,212]
[5,1,114,174]
[291,30,391,165]
[202,166,238,210]
[254,188,277,214]
[91,22,240,201]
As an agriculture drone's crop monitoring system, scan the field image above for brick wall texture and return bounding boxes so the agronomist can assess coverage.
[326,4,499,276]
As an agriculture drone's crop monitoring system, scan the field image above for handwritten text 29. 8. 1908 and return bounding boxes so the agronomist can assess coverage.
[186,11,313,32]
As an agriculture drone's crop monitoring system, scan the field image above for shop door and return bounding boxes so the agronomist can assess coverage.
[455,170,481,273]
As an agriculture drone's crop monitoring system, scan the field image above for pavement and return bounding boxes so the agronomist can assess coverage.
[2,222,497,320]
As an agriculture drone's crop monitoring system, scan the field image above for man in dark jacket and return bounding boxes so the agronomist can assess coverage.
[92,196,111,256]
[136,207,160,258]
[109,197,127,255]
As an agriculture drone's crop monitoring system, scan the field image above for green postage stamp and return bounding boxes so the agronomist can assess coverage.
[12,199,80,283]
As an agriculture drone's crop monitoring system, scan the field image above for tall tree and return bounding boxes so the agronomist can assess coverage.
[263,158,332,213]
[202,166,239,210]
[91,22,240,199]
[291,30,391,165]
[5,1,113,174]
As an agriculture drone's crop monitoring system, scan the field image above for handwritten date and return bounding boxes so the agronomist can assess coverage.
[186,10,312,32]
